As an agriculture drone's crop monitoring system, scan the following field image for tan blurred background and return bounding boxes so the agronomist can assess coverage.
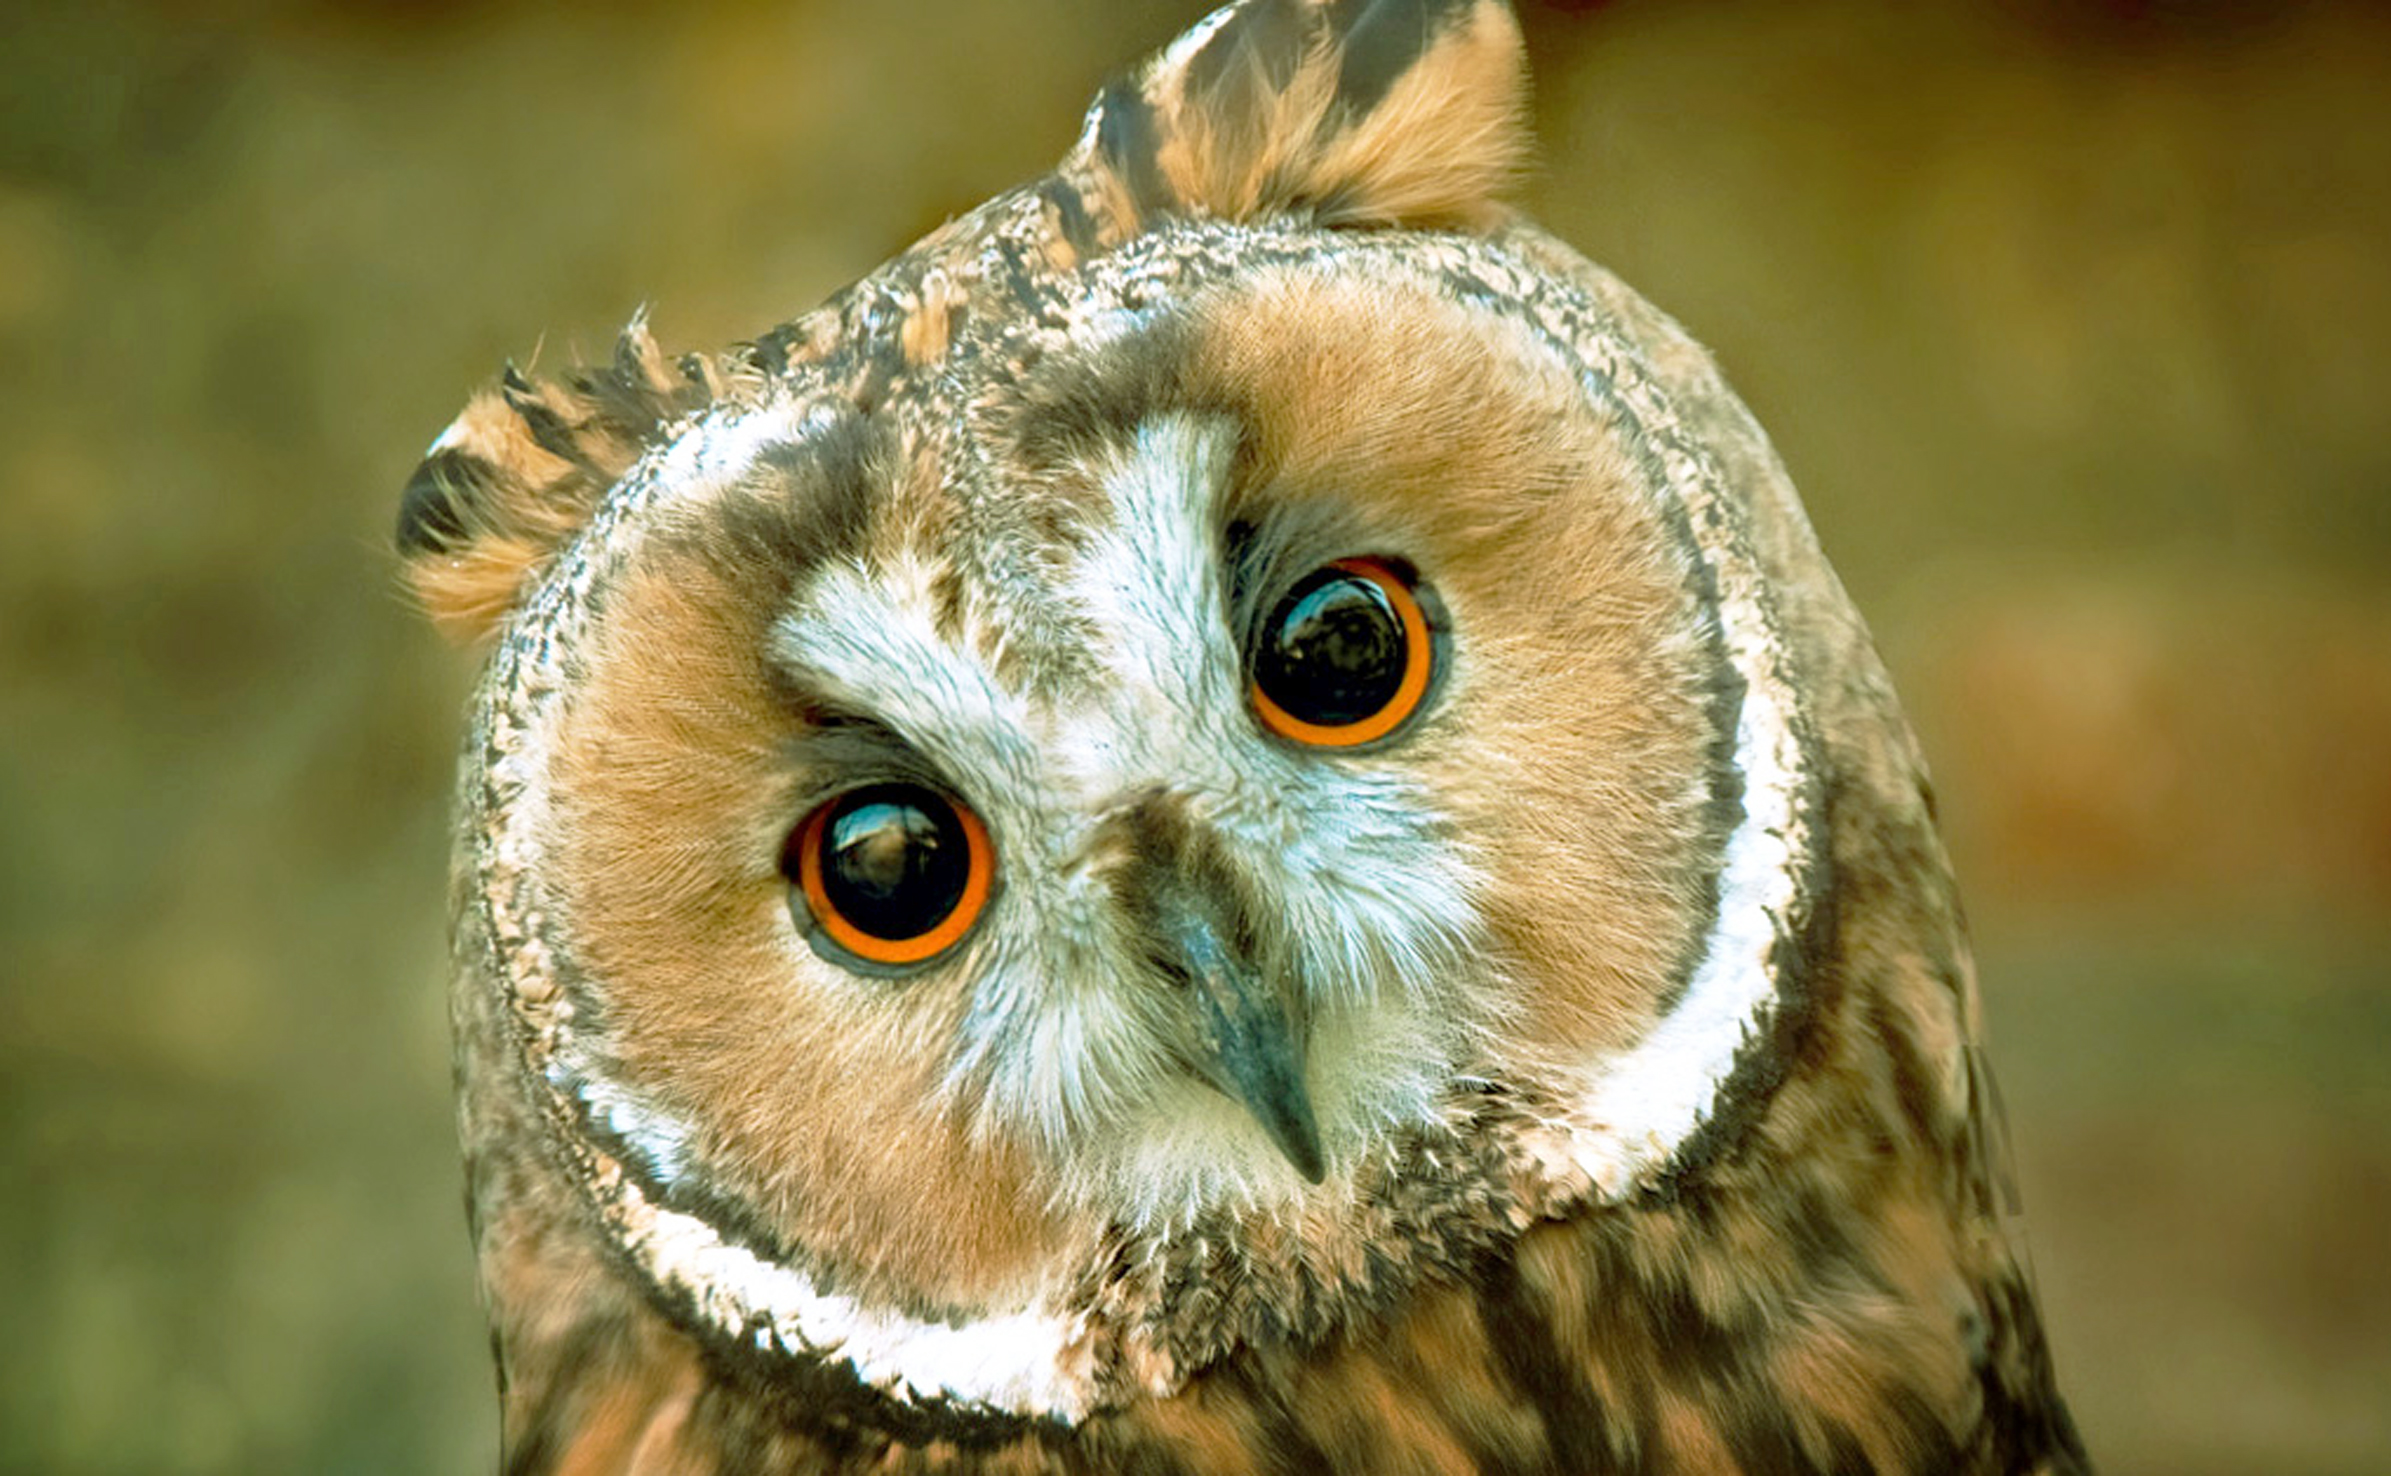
[2,0,2385,1470]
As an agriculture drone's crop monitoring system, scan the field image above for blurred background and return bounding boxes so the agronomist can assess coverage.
[2,0,2385,1470]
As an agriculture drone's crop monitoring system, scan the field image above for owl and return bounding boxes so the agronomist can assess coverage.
[396,2,2088,1472]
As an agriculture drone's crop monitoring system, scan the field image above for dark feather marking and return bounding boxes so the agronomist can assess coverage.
[1819,1420,1877,1476]
[500,373,584,465]
[1474,1250,1615,1473]
[1876,1385,1968,1475]
[1004,309,1208,477]
[1183,0,1312,174]
[1972,1270,2093,1475]
[745,320,811,377]
[670,413,884,629]
[395,447,487,554]
[984,228,1055,329]
[1780,1181,1894,1301]
[1868,983,1947,1153]
[775,720,966,813]
[1038,177,1101,258]
[1715,1394,1814,1476]
[1965,1046,2026,1223]
[1242,1373,1337,1476]
[845,292,917,417]
[1079,1433,1203,1476]
[588,330,685,437]
[1645,1268,1763,1387]
[1186,0,1309,101]
[1094,80,1173,218]
[1329,0,1475,118]
[502,1306,636,1476]
[758,417,882,553]
[400,324,716,567]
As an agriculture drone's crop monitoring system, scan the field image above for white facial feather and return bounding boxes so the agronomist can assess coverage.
[764,412,1484,1227]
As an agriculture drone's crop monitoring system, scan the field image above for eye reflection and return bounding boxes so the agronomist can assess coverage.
[786,783,992,969]
[1250,557,1435,747]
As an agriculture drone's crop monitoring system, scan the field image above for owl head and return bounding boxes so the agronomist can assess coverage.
[399,0,2037,1458]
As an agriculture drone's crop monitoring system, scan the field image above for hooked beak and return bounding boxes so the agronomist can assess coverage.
[1162,902,1326,1183]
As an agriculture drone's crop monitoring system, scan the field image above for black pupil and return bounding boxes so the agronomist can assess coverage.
[818,786,969,941]
[1255,568,1408,727]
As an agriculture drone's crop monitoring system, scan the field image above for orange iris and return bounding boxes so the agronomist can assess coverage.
[1250,556,1435,747]
[794,785,993,969]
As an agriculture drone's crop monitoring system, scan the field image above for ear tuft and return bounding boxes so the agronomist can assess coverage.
[397,317,717,644]
[1066,0,1528,238]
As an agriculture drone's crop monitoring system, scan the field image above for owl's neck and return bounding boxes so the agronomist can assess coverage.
[471,970,2081,1475]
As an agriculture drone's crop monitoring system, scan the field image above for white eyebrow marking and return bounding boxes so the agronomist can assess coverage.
[1056,414,1247,773]
[771,553,1045,800]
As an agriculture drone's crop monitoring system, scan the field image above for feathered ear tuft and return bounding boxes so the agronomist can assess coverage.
[396,317,719,644]
[1064,0,1528,239]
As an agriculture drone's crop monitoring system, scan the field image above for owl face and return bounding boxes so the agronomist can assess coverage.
[406,0,1841,1434]
[526,240,1733,1232]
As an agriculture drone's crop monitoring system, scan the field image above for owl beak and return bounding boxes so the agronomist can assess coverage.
[1164,906,1327,1184]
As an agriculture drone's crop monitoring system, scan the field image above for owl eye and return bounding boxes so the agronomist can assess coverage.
[1250,557,1436,747]
[786,783,994,970]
